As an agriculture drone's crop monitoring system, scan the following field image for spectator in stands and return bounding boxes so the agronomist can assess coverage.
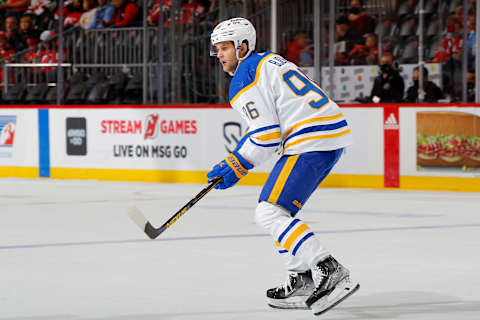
[346,0,374,35]
[0,30,15,61]
[76,0,99,29]
[14,14,39,52]
[467,69,475,101]
[334,15,362,65]
[0,31,16,88]
[23,37,40,62]
[109,0,139,28]
[285,32,313,66]
[405,66,443,102]
[26,0,55,30]
[467,8,476,65]
[370,51,405,102]
[147,0,171,26]
[442,45,463,101]
[348,33,378,65]
[0,0,31,16]
[89,0,115,29]
[182,0,206,25]
[56,0,84,28]
[38,29,61,74]
[432,16,463,63]
[3,14,19,47]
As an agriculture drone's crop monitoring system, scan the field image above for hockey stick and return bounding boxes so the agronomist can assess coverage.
[128,177,223,239]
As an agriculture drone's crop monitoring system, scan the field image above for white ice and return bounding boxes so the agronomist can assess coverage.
[1,178,480,319]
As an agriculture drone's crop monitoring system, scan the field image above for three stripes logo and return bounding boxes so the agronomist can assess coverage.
[384,113,399,130]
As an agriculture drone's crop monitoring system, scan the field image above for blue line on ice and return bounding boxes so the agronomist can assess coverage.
[196,204,444,218]
[1,223,479,251]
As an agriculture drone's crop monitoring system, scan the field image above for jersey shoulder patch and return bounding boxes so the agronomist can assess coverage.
[229,51,274,104]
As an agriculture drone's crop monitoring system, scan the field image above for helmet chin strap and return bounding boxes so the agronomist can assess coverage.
[230,48,251,76]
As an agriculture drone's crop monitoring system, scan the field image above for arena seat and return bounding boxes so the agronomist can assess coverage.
[108,72,129,104]
[25,83,49,104]
[122,73,143,104]
[2,83,27,104]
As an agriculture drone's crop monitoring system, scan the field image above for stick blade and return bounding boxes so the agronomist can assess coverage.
[127,205,161,239]
[128,205,149,231]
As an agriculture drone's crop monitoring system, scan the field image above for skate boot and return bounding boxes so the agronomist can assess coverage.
[305,256,360,316]
[266,270,315,309]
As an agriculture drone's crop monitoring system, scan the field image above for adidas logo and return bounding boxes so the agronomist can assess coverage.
[384,113,399,130]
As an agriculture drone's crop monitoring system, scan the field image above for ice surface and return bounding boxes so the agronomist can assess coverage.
[1,179,480,319]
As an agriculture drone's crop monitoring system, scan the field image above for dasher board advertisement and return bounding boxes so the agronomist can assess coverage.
[49,108,379,175]
[0,109,38,167]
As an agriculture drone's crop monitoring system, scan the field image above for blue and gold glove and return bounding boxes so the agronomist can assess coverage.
[207,151,254,189]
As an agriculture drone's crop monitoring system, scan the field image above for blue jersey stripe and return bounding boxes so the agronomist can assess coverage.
[248,138,281,148]
[278,218,300,243]
[283,120,348,147]
[236,124,280,151]
[292,232,314,256]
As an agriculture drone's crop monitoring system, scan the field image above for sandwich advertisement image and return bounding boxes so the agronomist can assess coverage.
[416,111,480,169]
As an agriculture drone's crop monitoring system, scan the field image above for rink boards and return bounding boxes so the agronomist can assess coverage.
[0,104,479,191]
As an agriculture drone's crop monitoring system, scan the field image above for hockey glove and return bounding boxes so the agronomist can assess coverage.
[207,151,254,189]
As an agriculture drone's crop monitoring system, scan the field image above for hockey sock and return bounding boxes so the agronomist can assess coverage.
[255,201,330,269]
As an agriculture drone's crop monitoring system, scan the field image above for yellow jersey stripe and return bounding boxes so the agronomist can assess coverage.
[256,131,281,141]
[274,241,282,247]
[230,53,276,105]
[284,129,351,151]
[283,224,309,251]
[283,113,344,140]
[267,154,299,203]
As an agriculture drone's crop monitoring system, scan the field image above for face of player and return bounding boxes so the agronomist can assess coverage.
[215,41,239,74]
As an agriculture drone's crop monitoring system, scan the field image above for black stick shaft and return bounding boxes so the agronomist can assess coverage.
[145,177,222,238]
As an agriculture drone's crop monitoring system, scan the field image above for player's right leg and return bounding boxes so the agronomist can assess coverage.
[257,150,359,314]
[266,242,313,309]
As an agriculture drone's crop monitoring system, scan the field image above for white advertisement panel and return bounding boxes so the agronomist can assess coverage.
[302,63,441,102]
[0,109,38,167]
[400,107,480,178]
[49,107,382,175]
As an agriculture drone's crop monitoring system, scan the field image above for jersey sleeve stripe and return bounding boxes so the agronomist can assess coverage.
[282,113,344,140]
[283,129,351,151]
[283,120,348,147]
[248,138,281,148]
[255,131,281,141]
[248,124,280,135]
[236,124,280,151]
[229,53,276,105]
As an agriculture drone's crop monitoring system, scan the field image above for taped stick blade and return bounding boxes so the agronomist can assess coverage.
[128,205,149,232]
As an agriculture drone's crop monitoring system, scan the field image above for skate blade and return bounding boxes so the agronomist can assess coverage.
[311,278,360,316]
[267,296,310,310]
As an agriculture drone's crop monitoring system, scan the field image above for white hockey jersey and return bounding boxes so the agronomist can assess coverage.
[229,51,352,166]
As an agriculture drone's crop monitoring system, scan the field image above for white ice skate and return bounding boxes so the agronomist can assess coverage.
[266,270,314,309]
[305,256,360,316]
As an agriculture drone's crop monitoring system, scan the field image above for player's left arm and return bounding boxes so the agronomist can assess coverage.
[232,83,281,165]
[207,85,281,189]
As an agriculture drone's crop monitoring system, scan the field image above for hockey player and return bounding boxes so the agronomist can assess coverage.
[207,17,360,316]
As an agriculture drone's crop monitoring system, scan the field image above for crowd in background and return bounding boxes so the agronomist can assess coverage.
[0,0,478,103]
[285,0,477,102]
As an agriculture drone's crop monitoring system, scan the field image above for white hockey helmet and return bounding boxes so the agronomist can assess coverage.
[210,17,256,61]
